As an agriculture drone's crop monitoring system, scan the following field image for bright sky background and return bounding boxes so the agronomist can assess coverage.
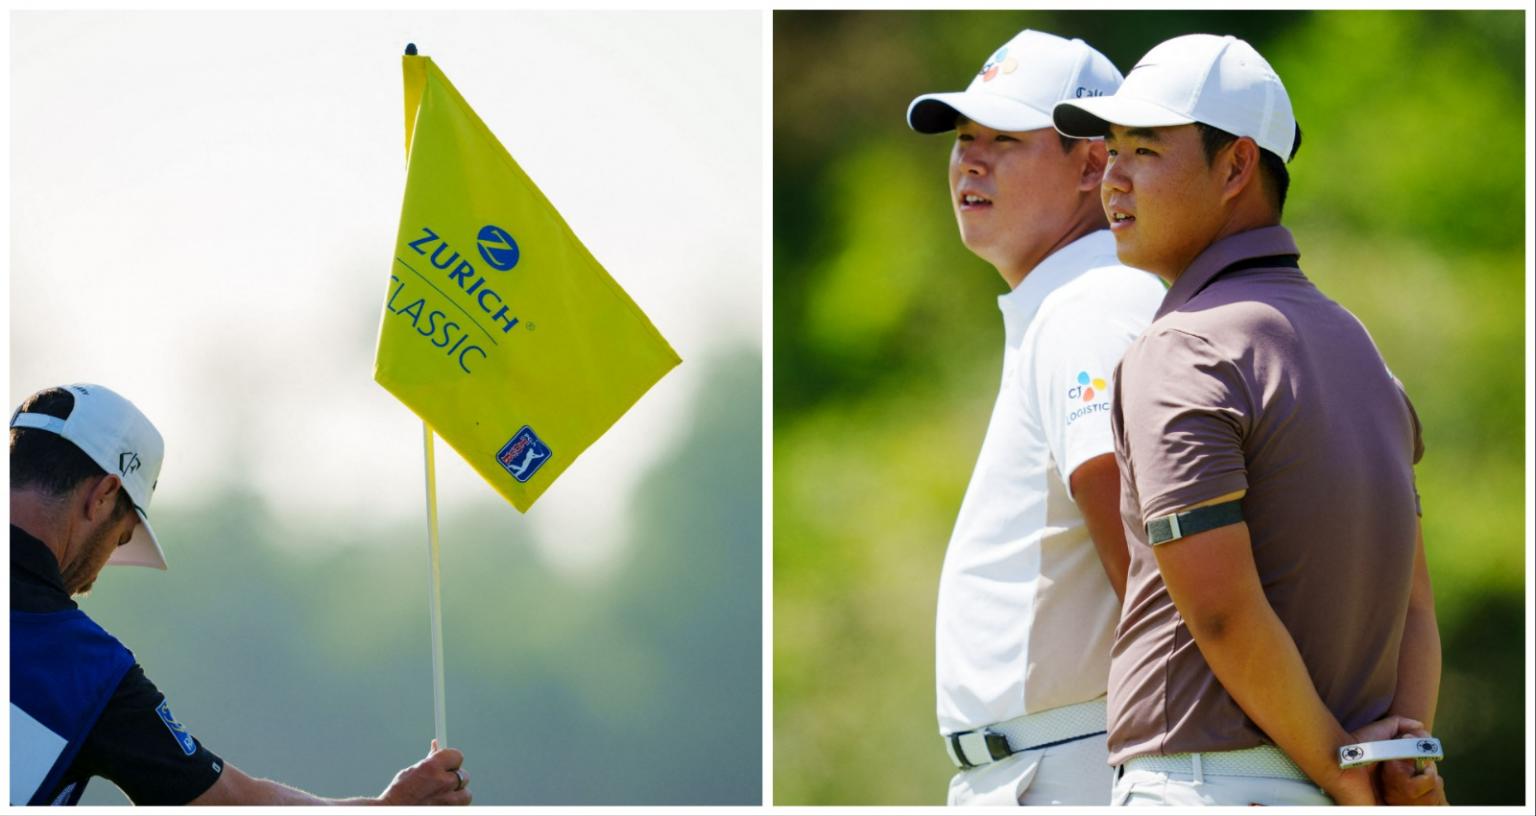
[8,10,762,577]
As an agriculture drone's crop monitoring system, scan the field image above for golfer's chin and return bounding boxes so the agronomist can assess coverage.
[1110,235,1157,279]
[956,231,1011,271]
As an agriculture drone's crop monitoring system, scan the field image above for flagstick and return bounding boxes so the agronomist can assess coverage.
[404,40,448,752]
[422,423,449,750]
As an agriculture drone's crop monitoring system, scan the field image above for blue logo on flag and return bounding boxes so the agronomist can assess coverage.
[477,225,520,271]
[155,699,198,756]
[496,426,551,483]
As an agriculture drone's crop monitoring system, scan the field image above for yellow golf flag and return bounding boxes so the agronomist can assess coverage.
[376,54,681,512]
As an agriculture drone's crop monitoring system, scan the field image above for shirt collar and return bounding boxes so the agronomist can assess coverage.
[998,229,1119,345]
[1157,225,1301,320]
[11,523,71,601]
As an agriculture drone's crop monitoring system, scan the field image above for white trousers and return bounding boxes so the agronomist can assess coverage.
[947,733,1113,806]
[1111,764,1334,806]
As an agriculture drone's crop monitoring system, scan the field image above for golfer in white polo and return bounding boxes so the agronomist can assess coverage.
[907,29,1164,805]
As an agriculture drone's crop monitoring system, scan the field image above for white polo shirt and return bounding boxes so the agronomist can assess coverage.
[936,229,1164,735]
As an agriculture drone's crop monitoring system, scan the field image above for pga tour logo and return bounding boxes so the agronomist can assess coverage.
[497,426,551,483]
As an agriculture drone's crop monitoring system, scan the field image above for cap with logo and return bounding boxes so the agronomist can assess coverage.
[907,29,1123,135]
[1052,34,1297,162]
[10,384,167,570]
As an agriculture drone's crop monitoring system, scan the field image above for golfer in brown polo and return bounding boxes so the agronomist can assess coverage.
[1053,35,1447,806]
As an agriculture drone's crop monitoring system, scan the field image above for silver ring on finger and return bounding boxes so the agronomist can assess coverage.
[453,768,466,791]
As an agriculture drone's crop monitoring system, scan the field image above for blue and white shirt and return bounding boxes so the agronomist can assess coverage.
[10,525,224,806]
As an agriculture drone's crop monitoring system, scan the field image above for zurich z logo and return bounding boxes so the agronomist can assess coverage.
[476,225,520,271]
[155,700,198,756]
[496,426,551,483]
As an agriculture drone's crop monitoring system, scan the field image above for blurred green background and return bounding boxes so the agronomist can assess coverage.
[69,349,761,806]
[774,10,1527,806]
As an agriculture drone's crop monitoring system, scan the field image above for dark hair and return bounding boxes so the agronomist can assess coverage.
[1195,122,1303,215]
[10,387,135,519]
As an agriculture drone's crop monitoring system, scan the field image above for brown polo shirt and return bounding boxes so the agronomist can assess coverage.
[1106,225,1424,764]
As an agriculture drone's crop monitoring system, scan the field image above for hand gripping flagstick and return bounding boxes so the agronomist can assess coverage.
[404,40,450,752]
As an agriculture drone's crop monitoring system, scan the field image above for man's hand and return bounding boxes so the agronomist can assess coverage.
[1381,757,1448,805]
[1349,714,1423,744]
[1343,715,1448,805]
[377,740,472,806]
[1354,718,1448,806]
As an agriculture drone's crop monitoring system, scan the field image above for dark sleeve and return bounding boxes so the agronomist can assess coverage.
[71,664,225,805]
[1119,327,1251,522]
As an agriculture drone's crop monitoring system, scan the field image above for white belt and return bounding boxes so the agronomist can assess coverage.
[944,697,1107,770]
[1123,745,1310,782]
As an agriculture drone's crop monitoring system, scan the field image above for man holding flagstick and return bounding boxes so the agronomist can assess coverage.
[10,384,472,806]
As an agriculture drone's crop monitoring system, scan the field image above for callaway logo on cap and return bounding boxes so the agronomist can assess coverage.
[1052,34,1298,162]
[10,384,168,570]
[907,29,1124,135]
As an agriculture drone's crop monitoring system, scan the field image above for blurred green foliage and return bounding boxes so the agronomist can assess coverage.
[74,349,761,806]
[774,10,1526,805]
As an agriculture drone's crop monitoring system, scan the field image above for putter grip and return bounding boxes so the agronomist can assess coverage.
[1337,737,1444,769]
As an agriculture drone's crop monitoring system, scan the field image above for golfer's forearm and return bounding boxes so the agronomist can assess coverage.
[1153,522,1360,795]
[1392,605,1440,730]
[229,779,377,806]
[1391,524,1440,730]
[1071,453,1129,601]
[252,782,370,806]
[1182,593,1357,794]
[189,765,379,806]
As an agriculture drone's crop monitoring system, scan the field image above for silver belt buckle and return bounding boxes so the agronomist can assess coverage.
[948,728,1012,769]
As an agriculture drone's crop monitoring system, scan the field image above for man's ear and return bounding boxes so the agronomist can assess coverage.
[1221,136,1262,204]
[81,474,123,523]
[1079,139,1108,192]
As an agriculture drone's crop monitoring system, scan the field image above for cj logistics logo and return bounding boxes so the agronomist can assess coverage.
[978,47,1018,82]
[1067,371,1108,403]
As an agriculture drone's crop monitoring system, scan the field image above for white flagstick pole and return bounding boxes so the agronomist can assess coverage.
[403,41,448,752]
[422,421,449,748]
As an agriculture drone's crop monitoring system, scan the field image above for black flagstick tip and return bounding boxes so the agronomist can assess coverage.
[405,43,418,56]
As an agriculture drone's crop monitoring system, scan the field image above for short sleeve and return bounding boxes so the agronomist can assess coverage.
[70,664,225,805]
[1028,297,1145,497]
[1393,377,1425,466]
[1393,377,1425,515]
[1118,327,1252,522]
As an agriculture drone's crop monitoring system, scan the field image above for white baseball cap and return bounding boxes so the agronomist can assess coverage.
[11,384,167,570]
[1053,34,1297,161]
[907,29,1123,134]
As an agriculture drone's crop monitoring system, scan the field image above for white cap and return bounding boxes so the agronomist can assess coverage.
[908,29,1123,134]
[11,384,167,570]
[1053,34,1297,161]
